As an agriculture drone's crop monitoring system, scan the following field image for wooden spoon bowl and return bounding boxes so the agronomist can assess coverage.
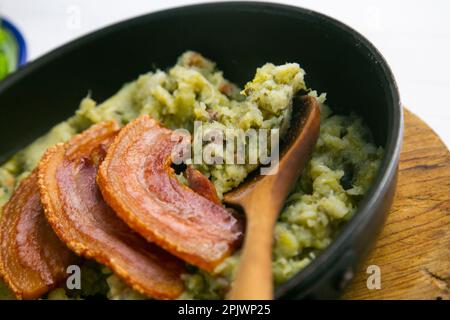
[225,95,321,299]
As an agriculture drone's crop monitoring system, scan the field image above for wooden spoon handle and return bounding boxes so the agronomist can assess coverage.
[227,205,276,300]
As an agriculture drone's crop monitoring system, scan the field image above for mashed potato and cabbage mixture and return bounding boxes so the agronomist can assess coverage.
[0,52,383,299]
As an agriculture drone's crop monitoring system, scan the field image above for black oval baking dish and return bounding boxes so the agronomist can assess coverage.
[0,2,402,299]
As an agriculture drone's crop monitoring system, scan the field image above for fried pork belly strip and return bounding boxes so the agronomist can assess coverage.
[38,121,185,299]
[98,115,243,272]
[185,165,221,205]
[0,172,78,299]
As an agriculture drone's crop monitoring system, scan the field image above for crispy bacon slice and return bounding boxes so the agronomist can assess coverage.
[38,121,185,299]
[185,166,221,205]
[97,115,243,272]
[0,171,79,300]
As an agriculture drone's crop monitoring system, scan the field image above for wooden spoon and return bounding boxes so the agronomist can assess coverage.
[225,95,321,300]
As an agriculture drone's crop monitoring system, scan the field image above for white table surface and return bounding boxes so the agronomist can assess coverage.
[1,0,449,148]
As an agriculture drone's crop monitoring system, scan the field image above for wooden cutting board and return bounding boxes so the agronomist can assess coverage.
[343,109,450,300]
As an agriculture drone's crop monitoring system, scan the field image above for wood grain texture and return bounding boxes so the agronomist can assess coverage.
[343,109,450,300]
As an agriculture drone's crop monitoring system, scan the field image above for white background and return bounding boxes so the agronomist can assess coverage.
[1,0,449,148]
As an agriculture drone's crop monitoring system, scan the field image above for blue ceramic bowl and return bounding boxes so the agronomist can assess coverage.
[1,17,27,68]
